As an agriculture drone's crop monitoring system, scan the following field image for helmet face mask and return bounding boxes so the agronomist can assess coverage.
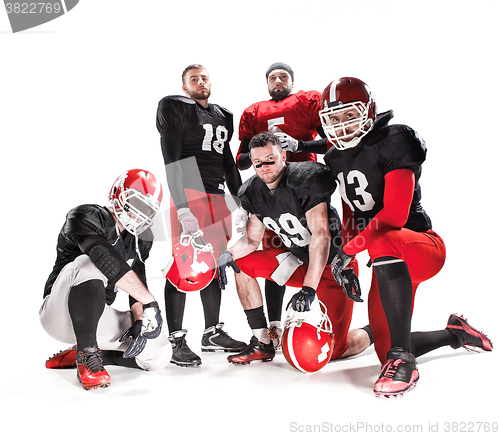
[320,77,376,150]
[319,100,373,150]
[109,169,163,236]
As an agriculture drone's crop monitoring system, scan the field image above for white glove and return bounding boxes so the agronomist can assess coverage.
[177,208,199,234]
[234,207,249,235]
[274,131,299,152]
[268,126,299,152]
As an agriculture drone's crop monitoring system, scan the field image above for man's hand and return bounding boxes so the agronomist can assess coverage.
[274,132,299,152]
[340,269,363,302]
[217,250,240,290]
[330,247,353,285]
[177,208,199,234]
[120,320,147,358]
[286,286,316,312]
[141,301,163,339]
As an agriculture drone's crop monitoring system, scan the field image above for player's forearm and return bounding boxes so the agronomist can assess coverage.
[229,235,260,260]
[116,270,156,305]
[303,233,330,289]
[130,301,143,321]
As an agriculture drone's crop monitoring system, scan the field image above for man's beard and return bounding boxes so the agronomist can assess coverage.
[270,87,291,100]
[188,88,211,101]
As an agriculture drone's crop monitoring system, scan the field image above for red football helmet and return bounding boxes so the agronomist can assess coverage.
[109,169,163,236]
[319,77,376,150]
[164,231,216,292]
[282,300,334,373]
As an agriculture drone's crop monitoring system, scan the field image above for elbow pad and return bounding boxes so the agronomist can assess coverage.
[80,236,132,281]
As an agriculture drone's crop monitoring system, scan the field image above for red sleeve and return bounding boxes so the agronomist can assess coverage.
[343,169,415,256]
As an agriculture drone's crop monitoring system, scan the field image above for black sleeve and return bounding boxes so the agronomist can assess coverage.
[237,138,253,170]
[157,98,188,210]
[298,137,329,154]
[223,147,242,197]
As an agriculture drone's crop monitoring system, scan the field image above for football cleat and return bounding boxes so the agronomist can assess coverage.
[45,345,77,369]
[227,336,275,365]
[76,347,111,390]
[201,322,247,352]
[446,314,493,351]
[168,330,202,367]
[373,347,419,398]
[268,325,283,351]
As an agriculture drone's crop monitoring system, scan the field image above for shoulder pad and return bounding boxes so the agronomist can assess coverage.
[212,103,233,118]
[160,95,196,105]
[286,162,334,191]
[237,175,258,198]
[64,205,114,242]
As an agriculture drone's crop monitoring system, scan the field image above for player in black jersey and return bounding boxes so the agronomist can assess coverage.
[41,169,170,390]
[218,132,355,365]
[156,64,246,367]
[316,77,492,397]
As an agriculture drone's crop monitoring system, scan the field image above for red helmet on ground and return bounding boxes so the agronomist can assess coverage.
[108,169,163,236]
[319,77,376,150]
[282,300,334,373]
[164,231,216,292]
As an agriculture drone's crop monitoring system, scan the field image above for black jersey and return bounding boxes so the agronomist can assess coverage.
[324,111,432,233]
[156,95,234,195]
[43,204,152,300]
[239,162,341,264]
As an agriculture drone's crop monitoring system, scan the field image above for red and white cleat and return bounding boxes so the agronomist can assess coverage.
[373,347,419,398]
[446,314,493,352]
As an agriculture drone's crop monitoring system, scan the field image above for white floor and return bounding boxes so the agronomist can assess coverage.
[4,268,498,436]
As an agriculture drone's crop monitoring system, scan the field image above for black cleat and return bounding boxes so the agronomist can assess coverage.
[446,314,493,351]
[227,336,275,365]
[201,322,247,352]
[168,330,202,367]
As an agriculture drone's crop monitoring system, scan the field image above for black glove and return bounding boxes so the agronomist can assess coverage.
[330,247,353,286]
[120,320,147,358]
[286,286,316,312]
[340,268,363,302]
[217,250,240,290]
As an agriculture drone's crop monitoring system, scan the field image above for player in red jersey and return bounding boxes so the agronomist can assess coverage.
[235,63,325,349]
[320,77,492,397]
[156,64,246,367]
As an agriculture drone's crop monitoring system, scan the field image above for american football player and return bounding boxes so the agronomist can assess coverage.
[156,64,246,367]
[219,132,354,365]
[41,169,170,390]
[320,77,493,397]
[235,62,323,349]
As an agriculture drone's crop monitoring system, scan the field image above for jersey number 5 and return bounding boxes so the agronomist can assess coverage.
[202,124,228,154]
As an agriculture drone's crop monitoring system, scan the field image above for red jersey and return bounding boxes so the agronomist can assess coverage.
[237,90,322,167]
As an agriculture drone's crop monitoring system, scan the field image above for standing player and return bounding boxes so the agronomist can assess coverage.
[156,64,246,367]
[236,63,323,347]
[41,169,170,390]
[321,77,493,397]
[218,132,354,364]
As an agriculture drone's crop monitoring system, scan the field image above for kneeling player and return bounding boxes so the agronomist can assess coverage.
[218,132,356,364]
[41,169,170,390]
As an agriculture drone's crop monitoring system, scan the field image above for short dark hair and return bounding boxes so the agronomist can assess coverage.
[248,132,282,152]
[182,64,206,85]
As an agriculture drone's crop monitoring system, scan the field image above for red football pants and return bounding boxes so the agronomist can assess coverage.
[236,247,354,360]
[365,229,446,362]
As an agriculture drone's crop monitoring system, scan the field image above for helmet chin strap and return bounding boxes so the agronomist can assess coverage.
[338,136,362,150]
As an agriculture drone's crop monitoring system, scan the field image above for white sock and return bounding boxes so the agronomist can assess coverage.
[252,328,270,344]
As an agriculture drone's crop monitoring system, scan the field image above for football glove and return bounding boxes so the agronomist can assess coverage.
[331,247,353,285]
[274,132,299,152]
[217,250,240,290]
[286,286,316,312]
[340,268,363,302]
[177,208,199,235]
[141,301,163,339]
[120,320,147,358]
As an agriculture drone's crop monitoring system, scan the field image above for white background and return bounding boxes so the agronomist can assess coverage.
[1,1,499,435]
